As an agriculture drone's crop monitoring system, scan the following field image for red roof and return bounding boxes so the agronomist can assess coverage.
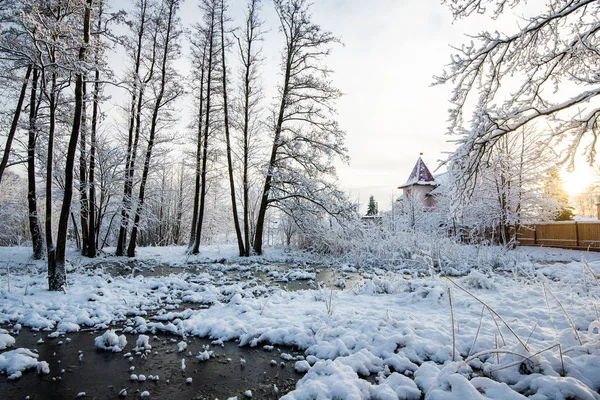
[398,157,437,189]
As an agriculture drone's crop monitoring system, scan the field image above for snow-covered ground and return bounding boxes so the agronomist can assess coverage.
[1,244,600,399]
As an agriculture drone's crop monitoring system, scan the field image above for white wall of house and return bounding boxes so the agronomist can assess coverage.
[403,185,436,208]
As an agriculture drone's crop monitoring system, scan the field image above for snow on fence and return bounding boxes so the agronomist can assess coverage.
[517,221,600,250]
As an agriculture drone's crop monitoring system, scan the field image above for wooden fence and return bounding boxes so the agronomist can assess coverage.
[517,221,600,250]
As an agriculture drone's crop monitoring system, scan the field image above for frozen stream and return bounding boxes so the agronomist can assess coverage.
[92,260,365,292]
[0,327,304,399]
[0,261,368,399]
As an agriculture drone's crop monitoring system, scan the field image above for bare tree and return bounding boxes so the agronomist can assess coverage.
[116,0,157,256]
[191,0,220,255]
[18,0,89,289]
[52,0,93,290]
[450,128,564,245]
[0,1,44,258]
[437,0,600,193]
[188,12,208,248]
[0,65,32,185]
[218,0,244,256]
[234,0,264,256]
[127,0,183,257]
[27,67,45,259]
[253,0,348,254]
[87,1,105,257]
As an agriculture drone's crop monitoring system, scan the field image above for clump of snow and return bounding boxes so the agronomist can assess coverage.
[287,270,316,281]
[512,374,599,399]
[458,270,497,290]
[282,359,372,399]
[0,348,49,380]
[0,330,16,350]
[56,321,80,333]
[94,330,127,352]
[185,377,192,384]
[197,350,212,361]
[177,341,187,352]
[36,361,49,375]
[295,360,310,372]
[140,391,150,398]
[372,372,421,400]
[133,334,151,352]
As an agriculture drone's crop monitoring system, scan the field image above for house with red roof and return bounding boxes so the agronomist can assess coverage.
[397,154,439,208]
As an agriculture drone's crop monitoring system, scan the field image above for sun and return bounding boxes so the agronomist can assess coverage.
[561,166,595,197]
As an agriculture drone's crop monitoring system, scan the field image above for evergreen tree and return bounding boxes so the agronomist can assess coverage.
[366,195,378,216]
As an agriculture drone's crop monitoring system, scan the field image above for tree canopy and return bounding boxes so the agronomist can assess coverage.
[438,0,600,192]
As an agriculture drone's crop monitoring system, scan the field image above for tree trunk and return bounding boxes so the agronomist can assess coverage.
[46,72,58,289]
[238,0,262,256]
[219,0,245,256]
[27,67,44,260]
[88,4,102,258]
[192,5,216,255]
[79,72,89,256]
[189,42,206,247]
[174,162,184,245]
[0,65,32,185]
[70,211,82,250]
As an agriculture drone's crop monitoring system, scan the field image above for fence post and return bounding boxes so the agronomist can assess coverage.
[575,221,579,248]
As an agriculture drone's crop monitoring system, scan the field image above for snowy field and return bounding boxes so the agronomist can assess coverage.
[1,245,600,399]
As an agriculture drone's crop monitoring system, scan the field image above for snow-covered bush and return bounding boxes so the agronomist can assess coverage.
[298,212,510,275]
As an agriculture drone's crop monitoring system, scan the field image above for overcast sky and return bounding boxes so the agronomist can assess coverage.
[143,0,543,212]
[254,0,492,211]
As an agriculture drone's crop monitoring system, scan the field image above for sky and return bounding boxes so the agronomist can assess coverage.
[310,0,468,210]
[109,0,598,213]
[171,0,479,212]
